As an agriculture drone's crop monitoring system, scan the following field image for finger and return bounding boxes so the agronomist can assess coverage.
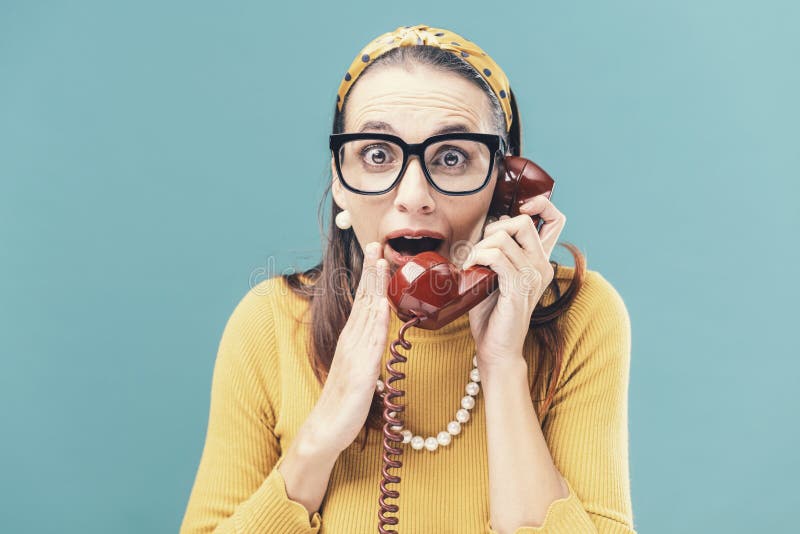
[483,214,545,259]
[365,279,389,343]
[361,254,390,325]
[468,246,547,299]
[350,242,382,334]
[464,230,528,271]
[362,258,390,365]
[375,257,390,299]
[355,241,381,301]
[461,247,516,285]
[518,194,566,258]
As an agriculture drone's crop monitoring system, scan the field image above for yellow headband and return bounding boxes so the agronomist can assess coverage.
[336,24,513,132]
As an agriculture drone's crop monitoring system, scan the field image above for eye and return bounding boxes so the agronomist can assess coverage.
[360,144,396,166]
[432,146,468,168]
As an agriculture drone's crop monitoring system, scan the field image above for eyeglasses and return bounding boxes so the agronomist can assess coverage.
[329,132,507,196]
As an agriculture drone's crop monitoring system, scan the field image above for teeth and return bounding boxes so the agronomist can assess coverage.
[404,236,424,239]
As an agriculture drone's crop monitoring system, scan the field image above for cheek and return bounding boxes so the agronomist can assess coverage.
[444,192,493,241]
[347,197,386,238]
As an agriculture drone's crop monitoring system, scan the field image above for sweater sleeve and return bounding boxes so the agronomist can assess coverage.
[179,282,322,533]
[487,270,637,534]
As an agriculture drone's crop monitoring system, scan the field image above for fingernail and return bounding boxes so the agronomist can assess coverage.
[462,252,474,270]
[366,242,379,259]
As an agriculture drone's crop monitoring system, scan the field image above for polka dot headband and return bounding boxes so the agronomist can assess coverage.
[336,24,514,132]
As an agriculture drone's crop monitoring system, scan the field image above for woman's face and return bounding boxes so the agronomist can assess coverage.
[331,65,503,271]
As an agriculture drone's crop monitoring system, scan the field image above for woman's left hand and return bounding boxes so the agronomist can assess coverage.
[462,194,566,370]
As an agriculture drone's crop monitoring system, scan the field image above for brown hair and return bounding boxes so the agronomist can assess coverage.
[283,45,587,450]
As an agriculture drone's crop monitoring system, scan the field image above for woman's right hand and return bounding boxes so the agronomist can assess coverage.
[305,241,391,454]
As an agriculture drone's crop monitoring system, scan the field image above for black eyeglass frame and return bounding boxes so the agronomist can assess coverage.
[329,132,508,196]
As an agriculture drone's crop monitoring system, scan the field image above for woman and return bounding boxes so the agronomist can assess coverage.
[180,24,636,534]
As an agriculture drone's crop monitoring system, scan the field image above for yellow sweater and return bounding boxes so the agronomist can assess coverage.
[180,265,636,533]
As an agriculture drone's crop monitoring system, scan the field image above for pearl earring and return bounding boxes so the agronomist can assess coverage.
[335,209,352,230]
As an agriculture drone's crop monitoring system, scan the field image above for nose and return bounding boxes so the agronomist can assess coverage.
[393,155,435,214]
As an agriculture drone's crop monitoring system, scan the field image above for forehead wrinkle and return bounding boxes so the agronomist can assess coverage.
[362,91,486,119]
[348,95,487,134]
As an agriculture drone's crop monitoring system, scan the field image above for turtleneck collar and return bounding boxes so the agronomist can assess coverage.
[385,308,472,343]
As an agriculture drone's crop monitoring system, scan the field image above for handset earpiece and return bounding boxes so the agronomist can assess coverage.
[490,155,556,228]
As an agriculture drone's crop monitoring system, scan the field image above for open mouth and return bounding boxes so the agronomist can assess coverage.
[387,235,443,257]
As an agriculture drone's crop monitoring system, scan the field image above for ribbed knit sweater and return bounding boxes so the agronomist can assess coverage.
[180,265,636,533]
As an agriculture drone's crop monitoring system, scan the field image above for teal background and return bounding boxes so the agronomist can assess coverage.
[1,1,797,532]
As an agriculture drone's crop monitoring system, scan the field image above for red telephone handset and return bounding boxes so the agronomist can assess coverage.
[386,155,556,329]
[377,156,556,533]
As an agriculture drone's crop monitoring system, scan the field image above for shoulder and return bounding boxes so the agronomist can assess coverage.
[549,265,632,380]
[217,275,311,377]
[216,276,290,367]
[227,275,311,333]
[554,265,629,331]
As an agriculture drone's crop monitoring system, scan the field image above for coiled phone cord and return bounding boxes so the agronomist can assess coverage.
[378,313,421,534]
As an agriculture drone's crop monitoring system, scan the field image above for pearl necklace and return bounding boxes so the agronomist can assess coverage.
[376,354,480,452]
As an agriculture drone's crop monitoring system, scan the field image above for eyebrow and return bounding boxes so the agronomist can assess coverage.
[357,120,473,136]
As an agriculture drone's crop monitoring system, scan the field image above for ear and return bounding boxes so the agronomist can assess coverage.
[331,156,348,211]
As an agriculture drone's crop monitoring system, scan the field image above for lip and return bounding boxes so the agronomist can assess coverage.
[383,228,447,267]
